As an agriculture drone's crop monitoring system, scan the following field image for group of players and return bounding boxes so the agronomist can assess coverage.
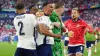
[13,2,100,56]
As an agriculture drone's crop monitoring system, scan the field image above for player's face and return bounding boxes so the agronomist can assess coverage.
[30,7,38,15]
[71,10,79,20]
[59,6,64,14]
[46,4,53,15]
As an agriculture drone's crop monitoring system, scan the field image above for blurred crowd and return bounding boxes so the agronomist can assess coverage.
[0,0,17,9]
[0,0,100,9]
[81,9,100,28]
[0,0,100,41]
[0,19,15,41]
[50,0,100,8]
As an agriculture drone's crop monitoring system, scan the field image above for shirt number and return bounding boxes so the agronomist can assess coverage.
[18,21,25,35]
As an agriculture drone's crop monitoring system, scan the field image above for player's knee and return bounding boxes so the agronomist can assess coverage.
[68,54,76,56]
[76,52,83,56]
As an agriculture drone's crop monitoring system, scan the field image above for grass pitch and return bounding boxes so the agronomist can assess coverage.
[0,42,100,56]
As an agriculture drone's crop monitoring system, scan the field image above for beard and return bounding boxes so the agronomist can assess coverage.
[72,15,78,21]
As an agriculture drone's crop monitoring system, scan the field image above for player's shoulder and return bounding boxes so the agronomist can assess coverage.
[24,14,35,17]
[64,19,71,23]
[79,19,86,23]
[39,15,49,20]
[41,15,49,18]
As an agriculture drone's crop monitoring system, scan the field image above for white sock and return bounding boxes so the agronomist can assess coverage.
[64,48,67,56]
[88,49,91,56]
[94,47,97,53]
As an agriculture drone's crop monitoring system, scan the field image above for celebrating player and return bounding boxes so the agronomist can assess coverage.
[64,8,93,56]
[14,3,38,56]
[29,5,39,15]
[36,2,62,56]
[50,3,65,56]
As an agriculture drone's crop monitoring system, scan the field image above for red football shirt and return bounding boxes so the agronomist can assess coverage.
[64,19,93,46]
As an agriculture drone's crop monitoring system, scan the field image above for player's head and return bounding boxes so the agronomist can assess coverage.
[15,3,26,14]
[43,2,53,15]
[29,5,39,15]
[71,8,80,20]
[55,2,64,15]
[36,11,44,17]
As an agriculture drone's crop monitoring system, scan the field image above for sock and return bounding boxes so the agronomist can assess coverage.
[64,48,67,56]
[94,46,97,53]
[88,49,91,56]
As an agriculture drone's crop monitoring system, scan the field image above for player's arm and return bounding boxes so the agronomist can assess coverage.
[84,21,93,33]
[37,23,62,38]
[61,22,66,32]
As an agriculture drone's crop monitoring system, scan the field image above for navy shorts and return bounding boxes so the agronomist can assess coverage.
[86,41,95,48]
[68,45,84,54]
[14,48,38,56]
[64,40,69,46]
[37,44,53,56]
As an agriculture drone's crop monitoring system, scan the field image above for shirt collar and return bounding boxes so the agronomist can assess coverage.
[72,18,80,22]
[44,13,49,16]
[16,13,26,15]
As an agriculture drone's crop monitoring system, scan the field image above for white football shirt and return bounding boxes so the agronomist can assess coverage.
[14,14,37,50]
[36,16,54,45]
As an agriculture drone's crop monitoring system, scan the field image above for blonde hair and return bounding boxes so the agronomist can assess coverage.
[36,11,44,17]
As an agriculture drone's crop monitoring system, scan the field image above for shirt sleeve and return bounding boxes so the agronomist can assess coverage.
[83,20,93,33]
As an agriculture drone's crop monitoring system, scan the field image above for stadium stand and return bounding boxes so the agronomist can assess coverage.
[0,0,100,41]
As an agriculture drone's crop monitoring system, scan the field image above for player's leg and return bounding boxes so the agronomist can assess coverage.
[11,36,14,44]
[52,39,62,56]
[86,41,92,56]
[8,36,10,44]
[76,45,84,56]
[14,48,25,56]
[37,44,53,56]
[91,41,95,48]
[67,46,76,56]
[64,40,69,56]
[94,40,97,53]
[24,49,38,56]
[48,46,53,56]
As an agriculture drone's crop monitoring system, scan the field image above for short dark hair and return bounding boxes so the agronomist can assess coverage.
[15,3,25,10]
[43,2,52,8]
[29,5,38,10]
[55,3,64,9]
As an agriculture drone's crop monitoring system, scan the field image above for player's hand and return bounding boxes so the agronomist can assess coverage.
[61,35,66,40]
[68,31,74,37]
[61,33,68,40]
[53,22,60,28]
[86,28,89,32]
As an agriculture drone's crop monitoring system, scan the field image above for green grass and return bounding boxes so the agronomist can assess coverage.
[0,42,17,56]
[0,42,100,56]
[83,42,100,56]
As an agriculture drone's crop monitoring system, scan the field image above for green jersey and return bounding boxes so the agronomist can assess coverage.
[85,32,96,41]
[50,11,63,41]
[50,11,64,56]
